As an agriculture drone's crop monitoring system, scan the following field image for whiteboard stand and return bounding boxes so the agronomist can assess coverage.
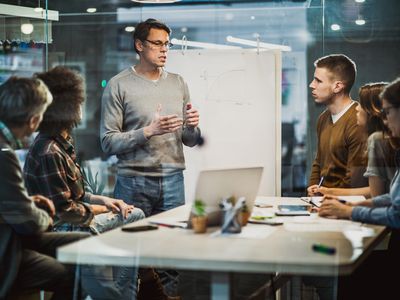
[167,48,282,201]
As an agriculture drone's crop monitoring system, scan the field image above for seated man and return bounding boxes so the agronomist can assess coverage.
[0,76,88,299]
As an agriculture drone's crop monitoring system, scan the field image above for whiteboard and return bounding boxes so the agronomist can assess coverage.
[166,49,281,201]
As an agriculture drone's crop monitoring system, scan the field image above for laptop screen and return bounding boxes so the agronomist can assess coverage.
[189,167,263,227]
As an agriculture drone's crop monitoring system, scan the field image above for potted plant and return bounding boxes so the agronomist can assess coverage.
[191,199,207,233]
[238,203,251,226]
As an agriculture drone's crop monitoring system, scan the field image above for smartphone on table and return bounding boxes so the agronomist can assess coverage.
[121,224,159,232]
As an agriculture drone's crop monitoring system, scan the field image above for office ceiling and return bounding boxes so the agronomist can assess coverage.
[1,0,399,41]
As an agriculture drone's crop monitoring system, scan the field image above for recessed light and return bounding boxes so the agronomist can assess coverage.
[125,26,135,32]
[180,27,188,33]
[224,13,234,21]
[355,0,365,3]
[21,23,34,35]
[331,24,341,31]
[355,19,366,25]
[251,16,255,20]
[87,8,97,13]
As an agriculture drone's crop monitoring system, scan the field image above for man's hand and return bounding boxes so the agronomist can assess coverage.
[144,104,183,138]
[31,195,56,218]
[318,195,353,219]
[185,103,199,128]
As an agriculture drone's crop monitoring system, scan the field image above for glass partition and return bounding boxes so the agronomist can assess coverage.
[1,0,400,196]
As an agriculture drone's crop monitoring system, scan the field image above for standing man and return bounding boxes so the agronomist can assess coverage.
[100,18,200,297]
[100,18,200,216]
[308,54,367,196]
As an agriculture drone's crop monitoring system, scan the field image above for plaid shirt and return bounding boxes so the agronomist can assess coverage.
[24,133,94,230]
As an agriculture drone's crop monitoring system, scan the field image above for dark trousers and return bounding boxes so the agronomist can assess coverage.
[9,232,89,300]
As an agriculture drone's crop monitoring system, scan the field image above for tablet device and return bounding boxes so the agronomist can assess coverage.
[121,225,159,232]
[275,205,310,216]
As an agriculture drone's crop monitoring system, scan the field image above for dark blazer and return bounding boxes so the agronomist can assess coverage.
[0,136,50,298]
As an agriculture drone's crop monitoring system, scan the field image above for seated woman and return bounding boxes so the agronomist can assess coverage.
[24,67,145,232]
[313,82,397,197]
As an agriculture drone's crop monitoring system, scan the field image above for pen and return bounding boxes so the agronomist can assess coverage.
[312,243,336,255]
[317,176,324,189]
[149,221,186,229]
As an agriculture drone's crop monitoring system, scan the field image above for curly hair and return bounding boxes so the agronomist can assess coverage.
[35,66,85,135]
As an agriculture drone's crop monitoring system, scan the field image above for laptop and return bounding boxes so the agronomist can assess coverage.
[187,167,263,227]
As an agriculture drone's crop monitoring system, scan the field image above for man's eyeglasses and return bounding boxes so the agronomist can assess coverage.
[381,106,397,118]
[144,39,173,49]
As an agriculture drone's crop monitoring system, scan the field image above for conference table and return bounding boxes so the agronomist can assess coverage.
[57,197,389,299]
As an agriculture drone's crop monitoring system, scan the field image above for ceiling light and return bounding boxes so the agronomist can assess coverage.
[355,0,365,3]
[250,16,255,20]
[131,0,182,3]
[331,24,341,31]
[125,26,135,32]
[180,27,188,33]
[87,8,97,13]
[224,13,234,21]
[34,0,43,13]
[21,23,34,35]
[355,18,366,25]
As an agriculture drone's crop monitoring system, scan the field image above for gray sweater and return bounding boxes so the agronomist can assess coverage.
[100,67,200,177]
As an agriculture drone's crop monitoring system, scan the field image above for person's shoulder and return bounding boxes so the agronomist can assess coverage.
[368,131,384,142]
[0,143,18,168]
[342,103,359,124]
[30,135,62,158]
[345,102,359,116]
[108,68,135,85]
[164,70,185,82]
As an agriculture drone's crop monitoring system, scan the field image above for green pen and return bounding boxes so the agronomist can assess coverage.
[312,243,336,255]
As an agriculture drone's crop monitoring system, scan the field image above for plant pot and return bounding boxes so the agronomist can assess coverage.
[192,216,207,233]
[238,211,251,226]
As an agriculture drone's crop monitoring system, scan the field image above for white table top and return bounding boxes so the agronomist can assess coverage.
[57,197,389,276]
